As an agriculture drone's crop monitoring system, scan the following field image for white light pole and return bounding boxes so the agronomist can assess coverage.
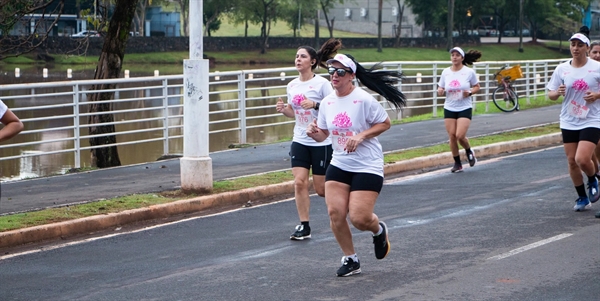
[180,0,213,193]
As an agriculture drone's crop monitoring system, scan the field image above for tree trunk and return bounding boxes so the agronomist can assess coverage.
[88,0,138,168]
[314,10,319,49]
[447,0,454,50]
[377,0,382,52]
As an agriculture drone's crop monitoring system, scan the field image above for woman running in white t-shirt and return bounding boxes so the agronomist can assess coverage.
[276,39,340,240]
[437,47,481,173]
[547,27,600,212]
[306,53,406,277]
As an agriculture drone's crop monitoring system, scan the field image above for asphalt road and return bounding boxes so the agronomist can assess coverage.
[1,146,598,300]
[0,105,560,215]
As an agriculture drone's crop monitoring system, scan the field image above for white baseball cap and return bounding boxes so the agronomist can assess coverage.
[326,54,357,73]
[569,33,590,46]
[449,47,465,57]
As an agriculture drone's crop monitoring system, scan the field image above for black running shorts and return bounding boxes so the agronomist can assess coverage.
[444,108,472,120]
[325,164,384,193]
[290,142,333,176]
[561,127,600,144]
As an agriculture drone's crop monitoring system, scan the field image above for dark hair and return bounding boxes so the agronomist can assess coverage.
[462,50,482,66]
[344,54,407,109]
[298,38,343,70]
[579,26,590,39]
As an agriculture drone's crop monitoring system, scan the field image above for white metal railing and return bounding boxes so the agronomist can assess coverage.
[0,58,565,180]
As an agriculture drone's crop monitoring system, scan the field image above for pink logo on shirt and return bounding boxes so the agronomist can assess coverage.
[572,79,589,91]
[353,100,363,104]
[449,80,461,88]
[292,94,305,106]
[332,112,352,128]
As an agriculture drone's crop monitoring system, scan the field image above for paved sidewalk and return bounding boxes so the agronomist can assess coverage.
[0,105,560,215]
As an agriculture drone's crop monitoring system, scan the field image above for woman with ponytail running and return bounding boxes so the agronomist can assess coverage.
[307,53,407,277]
[276,39,341,240]
[437,47,482,173]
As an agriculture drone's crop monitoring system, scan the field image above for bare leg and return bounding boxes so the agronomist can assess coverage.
[455,117,472,151]
[292,167,311,222]
[325,181,354,255]
[444,118,459,156]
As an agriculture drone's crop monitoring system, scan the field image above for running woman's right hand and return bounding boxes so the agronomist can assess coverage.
[307,119,319,135]
[276,98,286,112]
[558,84,566,96]
[437,87,445,96]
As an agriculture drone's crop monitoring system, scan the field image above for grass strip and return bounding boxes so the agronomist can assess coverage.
[0,123,560,232]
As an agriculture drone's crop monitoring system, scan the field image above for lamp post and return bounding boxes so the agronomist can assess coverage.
[180,0,213,193]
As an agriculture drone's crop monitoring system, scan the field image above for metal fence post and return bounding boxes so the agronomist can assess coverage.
[162,78,169,155]
[485,63,490,112]
[239,72,247,145]
[73,84,81,169]
[432,63,438,117]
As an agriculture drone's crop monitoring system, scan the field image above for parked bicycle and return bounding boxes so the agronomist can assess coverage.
[492,65,522,112]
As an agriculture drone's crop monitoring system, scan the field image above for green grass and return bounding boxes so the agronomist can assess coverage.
[0,121,561,232]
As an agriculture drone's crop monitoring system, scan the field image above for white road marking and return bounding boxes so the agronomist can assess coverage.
[487,233,573,260]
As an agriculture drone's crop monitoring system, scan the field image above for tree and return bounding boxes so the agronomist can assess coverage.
[393,0,406,47]
[319,0,344,38]
[279,0,317,37]
[172,0,189,36]
[405,0,447,35]
[542,15,579,51]
[204,0,235,37]
[0,0,65,60]
[447,0,454,50]
[230,0,280,53]
[87,0,139,168]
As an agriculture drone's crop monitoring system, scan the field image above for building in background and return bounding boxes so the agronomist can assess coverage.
[324,0,422,37]
[146,6,181,37]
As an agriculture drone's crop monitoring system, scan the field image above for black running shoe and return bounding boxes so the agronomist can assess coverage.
[467,152,477,167]
[373,221,390,260]
[596,210,600,218]
[290,224,311,240]
[451,163,463,173]
[336,256,361,277]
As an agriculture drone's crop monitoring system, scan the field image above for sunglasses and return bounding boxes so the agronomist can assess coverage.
[327,67,352,77]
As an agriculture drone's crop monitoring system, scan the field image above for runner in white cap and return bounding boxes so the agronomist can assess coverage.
[547,26,600,212]
[306,53,406,277]
[276,39,341,240]
[437,46,482,173]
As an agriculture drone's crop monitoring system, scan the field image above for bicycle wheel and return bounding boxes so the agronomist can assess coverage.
[492,86,518,112]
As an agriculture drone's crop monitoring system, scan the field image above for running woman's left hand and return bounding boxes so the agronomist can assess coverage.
[583,90,599,103]
[344,134,365,153]
[300,97,315,110]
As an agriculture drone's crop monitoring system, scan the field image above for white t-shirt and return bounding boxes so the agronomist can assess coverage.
[287,75,334,146]
[547,59,600,130]
[0,100,7,119]
[317,87,389,177]
[438,66,478,112]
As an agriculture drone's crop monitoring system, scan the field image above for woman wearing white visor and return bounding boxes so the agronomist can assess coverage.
[547,26,600,212]
[307,53,406,277]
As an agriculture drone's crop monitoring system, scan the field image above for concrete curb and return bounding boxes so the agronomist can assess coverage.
[0,133,562,249]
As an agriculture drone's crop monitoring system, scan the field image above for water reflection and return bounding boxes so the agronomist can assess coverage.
[0,64,433,181]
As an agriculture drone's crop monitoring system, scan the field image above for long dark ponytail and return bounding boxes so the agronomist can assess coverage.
[298,38,343,70]
[345,54,407,109]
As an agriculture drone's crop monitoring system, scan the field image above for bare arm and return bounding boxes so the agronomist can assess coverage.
[548,84,566,101]
[276,98,294,118]
[0,109,24,142]
[306,119,330,143]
